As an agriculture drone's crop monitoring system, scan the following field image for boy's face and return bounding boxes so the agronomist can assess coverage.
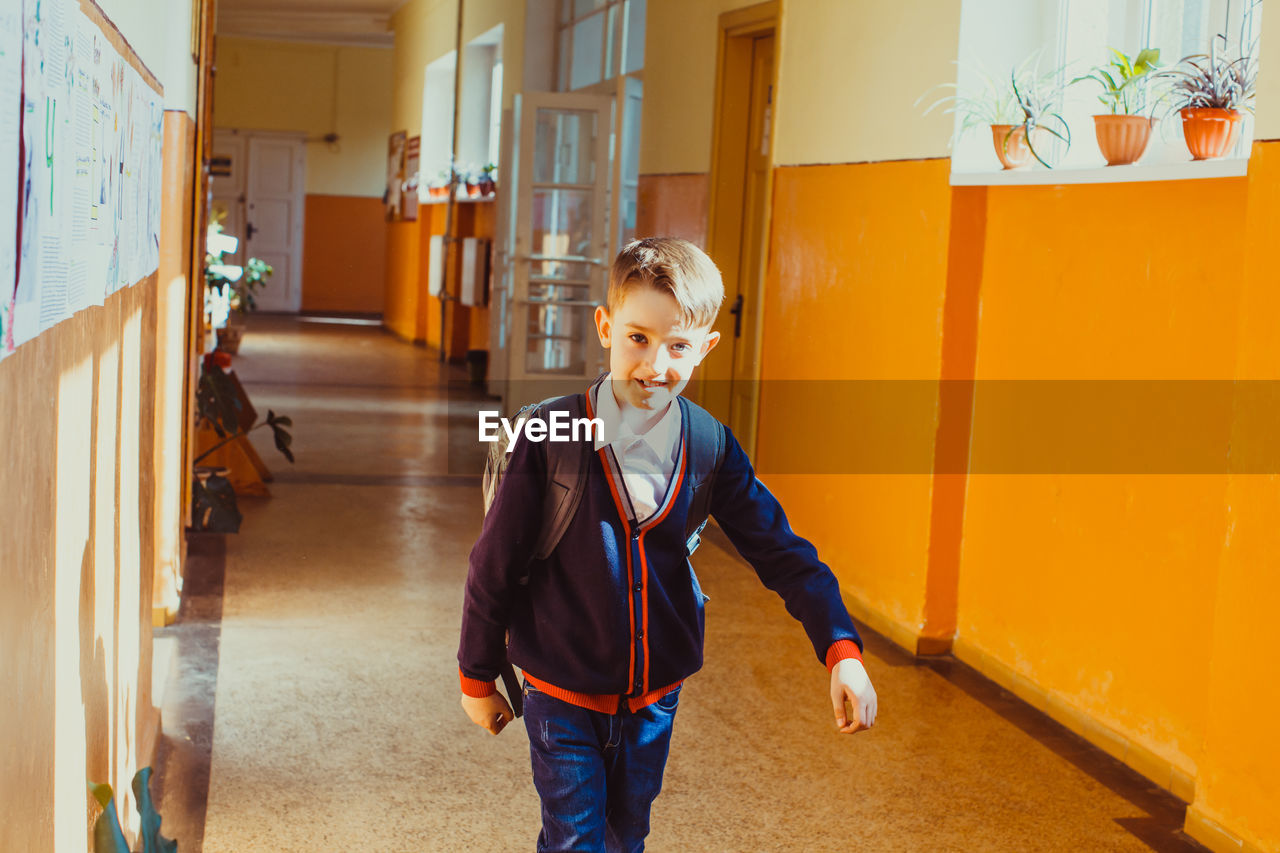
[594,286,721,412]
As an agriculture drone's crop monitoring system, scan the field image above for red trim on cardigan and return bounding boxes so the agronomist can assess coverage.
[459,668,497,698]
[825,639,864,671]
[525,673,684,714]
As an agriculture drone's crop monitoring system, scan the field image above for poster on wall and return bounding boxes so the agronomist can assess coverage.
[2,0,163,360]
[385,130,406,222]
[0,0,21,356]
[402,135,420,221]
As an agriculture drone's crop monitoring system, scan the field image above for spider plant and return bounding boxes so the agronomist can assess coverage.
[918,66,1023,135]
[1155,0,1260,114]
[920,53,1071,168]
[1158,37,1257,113]
[1072,48,1162,114]
[1009,66,1071,168]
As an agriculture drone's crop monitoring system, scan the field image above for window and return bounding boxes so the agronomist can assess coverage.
[556,0,645,92]
[949,0,1263,184]
[419,24,505,201]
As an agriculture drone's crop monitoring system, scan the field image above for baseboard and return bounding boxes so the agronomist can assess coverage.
[1185,806,1269,853]
[952,637,1197,804]
[839,590,923,656]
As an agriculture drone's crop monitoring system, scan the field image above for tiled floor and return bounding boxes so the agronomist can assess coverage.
[153,315,1206,852]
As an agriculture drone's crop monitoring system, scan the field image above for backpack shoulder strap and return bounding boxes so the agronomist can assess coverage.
[533,392,592,560]
[678,396,727,556]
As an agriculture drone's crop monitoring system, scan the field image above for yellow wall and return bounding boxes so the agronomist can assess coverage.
[639,0,762,176]
[772,0,959,165]
[389,0,525,136]
[214,37,393,197]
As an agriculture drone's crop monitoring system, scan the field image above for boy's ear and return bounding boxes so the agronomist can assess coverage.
[594,305,613,347]
[698,330,722,361]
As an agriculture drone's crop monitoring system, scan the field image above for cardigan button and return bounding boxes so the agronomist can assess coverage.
[633,582,642,592]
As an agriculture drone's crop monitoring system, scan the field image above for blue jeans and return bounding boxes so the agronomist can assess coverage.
[522,680,681,853]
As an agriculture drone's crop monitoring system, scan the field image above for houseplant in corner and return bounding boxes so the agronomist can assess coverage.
[1073,48,1161,166]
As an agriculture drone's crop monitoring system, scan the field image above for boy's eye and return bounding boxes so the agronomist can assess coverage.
[629,333,647,344]
[671,343,690,353]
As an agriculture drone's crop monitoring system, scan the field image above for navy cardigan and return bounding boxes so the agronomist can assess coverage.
[458,392,863,701]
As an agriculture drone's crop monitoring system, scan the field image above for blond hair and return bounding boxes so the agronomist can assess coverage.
[607,237,724,329]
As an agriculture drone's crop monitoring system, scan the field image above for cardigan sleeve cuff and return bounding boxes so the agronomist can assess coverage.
[825,639,864,671]
[459,668,498,698]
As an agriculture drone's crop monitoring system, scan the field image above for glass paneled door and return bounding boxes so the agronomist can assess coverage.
[505,91,613,408]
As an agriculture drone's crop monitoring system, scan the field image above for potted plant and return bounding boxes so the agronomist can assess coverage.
[428,169,450,199]
[921,56,1070,170]
[1006,64,1071,169]
[480,162,497,196]
[1072,48,1161,166]
[463,164,481,198]
[205,219,274,354]
[1157,34,1257,160]
[191,350,294,532]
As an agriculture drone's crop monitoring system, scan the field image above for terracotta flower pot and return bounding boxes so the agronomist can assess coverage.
[1093,114,1154,166]
[1180,108,1243,160]
[991,124,1033,169]
[215,324,244,354]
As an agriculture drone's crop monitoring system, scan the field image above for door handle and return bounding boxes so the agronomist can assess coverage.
[729,293,744,337]
[246,222,257,240]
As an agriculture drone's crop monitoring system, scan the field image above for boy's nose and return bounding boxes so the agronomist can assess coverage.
[650,346,672,373]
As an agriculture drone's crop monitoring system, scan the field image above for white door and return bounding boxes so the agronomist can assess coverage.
[245,135,305,313]
[502,92,614,410]
[210,130,247,268]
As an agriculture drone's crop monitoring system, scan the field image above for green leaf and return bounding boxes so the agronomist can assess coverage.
[88,783,130,853]
[132,768,178,853]
[1134,47,1161,72]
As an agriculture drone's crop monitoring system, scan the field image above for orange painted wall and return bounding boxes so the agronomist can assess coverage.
[303,195,388,314]
[1187,142,1280,852]
[384,220,421,341]
[734,143,1280,850]
[955,172,1252,788]
[756,158,953,639]
[387,199,494,356]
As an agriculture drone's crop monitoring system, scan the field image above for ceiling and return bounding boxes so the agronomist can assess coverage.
[216,0,413,48]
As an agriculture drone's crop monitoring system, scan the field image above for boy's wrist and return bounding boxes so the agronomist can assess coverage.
[825,639,863,672]
[459,668,498,698]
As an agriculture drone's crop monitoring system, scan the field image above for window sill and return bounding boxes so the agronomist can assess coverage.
[950,157,1249,187]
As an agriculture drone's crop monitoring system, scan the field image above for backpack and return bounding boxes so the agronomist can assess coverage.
[481,378,728,715]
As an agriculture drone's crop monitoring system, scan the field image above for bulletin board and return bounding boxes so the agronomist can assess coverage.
[1,0,165,361]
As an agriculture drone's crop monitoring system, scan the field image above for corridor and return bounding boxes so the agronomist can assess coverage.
[153,316,1203,852]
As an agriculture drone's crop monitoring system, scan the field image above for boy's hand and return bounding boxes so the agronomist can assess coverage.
[831,658,877,734]
[461,692,515,735]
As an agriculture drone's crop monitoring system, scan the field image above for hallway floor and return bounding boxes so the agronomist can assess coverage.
[154,315,1205,852]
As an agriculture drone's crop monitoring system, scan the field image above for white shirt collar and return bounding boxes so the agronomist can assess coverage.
[592,374,681,458]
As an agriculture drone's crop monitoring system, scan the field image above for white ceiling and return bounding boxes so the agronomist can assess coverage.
[217,0,413,48]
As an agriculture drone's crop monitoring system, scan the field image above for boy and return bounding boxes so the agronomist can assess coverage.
[459,237,877,852]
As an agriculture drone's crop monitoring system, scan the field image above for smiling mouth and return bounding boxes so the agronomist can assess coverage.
[635,378,668,390]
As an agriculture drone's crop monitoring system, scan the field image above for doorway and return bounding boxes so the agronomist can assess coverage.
[698,1,777,460]
[210,129,306,313]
